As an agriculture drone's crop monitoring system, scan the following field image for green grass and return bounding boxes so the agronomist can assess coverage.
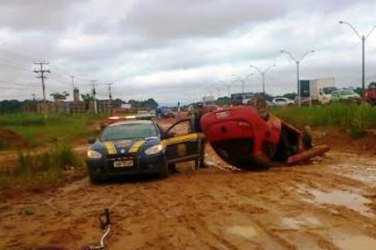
[270,103,376,130]
[0,113,98,148]
[0,113,97,190]
[0,143,84,190]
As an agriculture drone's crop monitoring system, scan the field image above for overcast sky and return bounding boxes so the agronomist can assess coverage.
[0,0,375,105]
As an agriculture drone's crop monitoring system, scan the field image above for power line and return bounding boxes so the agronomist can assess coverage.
[3,87,37,91]
[34,62,50,116]
[11,83,39,88]
[0,79,39,87]
[105,82,113,100]
[0,62,33,72]
[0,48,38,62]
[0,55,33,67]
[49,64,72,77]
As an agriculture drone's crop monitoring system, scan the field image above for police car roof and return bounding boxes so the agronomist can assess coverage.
[109,119,154,127]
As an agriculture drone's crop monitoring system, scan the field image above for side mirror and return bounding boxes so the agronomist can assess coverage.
[88,137,96,144]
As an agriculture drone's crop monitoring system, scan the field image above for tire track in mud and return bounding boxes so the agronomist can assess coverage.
[106,176,234,249]
[1,151,376,249]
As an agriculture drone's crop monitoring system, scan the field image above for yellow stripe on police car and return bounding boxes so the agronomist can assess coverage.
[129,140,146,153]
[162,133,203,146]
[104,142,117,155]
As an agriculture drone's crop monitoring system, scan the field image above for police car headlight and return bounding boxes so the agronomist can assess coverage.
[145,144,164,155]
[87,150,102,159]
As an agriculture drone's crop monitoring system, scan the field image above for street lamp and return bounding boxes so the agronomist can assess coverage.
[211,84,220,98]
[217,80,233,97]
[280,49,315,106]
[231,73,253,94]
[249,64,276,96]
[339,21,376,93]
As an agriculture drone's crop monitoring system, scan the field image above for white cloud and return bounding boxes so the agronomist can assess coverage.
[0,0,376,105]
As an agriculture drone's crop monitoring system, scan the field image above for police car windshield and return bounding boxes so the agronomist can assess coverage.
[101,123,158,141]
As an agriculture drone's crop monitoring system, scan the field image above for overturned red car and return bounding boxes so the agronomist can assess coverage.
[201,105,329,169]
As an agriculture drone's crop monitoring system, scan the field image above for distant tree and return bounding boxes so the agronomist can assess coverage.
[128,99,139,109]
[81,93,93,102]
[112,98,124,108]
[252,92,274,101]
[216,96,232,106]
[0,100,22,113]
[369,82,376,89]
[81,93,93,110]
[283,93,297,100]
[353,87,363,96]
[128,98,158,110]
[50,91,69,101]
[144,98,158,109]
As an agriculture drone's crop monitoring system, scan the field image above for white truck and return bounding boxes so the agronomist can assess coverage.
[309,78,336,104]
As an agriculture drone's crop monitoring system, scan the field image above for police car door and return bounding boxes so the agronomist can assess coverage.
[162,118,203,168]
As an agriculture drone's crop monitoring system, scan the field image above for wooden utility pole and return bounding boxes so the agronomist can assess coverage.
[33,62,50,117]
[71,75,75,101]
[91,80,98,115]
[106,82,113,113]
[106,82,113,100]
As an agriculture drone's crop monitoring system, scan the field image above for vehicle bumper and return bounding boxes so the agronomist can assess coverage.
[86,154,166,179]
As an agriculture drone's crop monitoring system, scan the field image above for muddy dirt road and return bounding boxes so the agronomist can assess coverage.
[1,146,376,250]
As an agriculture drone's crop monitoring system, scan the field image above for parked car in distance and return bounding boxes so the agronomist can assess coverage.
[156,107,175,118]
[136,110,156,120]
[330,89,361,104]
[295,96,311,106]
[319,86,338,104]
[272,97,294,106]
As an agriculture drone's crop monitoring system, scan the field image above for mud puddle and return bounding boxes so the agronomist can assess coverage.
[305,189,374,217]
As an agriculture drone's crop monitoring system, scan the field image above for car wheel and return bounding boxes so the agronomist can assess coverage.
[159,159,169,178]
[194,159,201,169]
[195,158,207,169]
[168,163,178,173]
[89,173,102,184]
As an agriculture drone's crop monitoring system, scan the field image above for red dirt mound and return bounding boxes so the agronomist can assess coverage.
[317,129,376,155]
[0,128,28,149]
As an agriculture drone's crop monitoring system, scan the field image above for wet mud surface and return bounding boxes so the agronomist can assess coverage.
[1,147,376,250]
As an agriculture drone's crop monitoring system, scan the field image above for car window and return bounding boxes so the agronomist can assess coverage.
[167,120,192,136]
[340,90,355,96]
[101,123,158,141]
[275,98,286,102]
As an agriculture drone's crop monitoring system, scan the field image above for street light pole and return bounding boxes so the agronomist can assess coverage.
[280,49,315,106]
[219,79,239,97]
[231,73,253,94]
[362,35,365,90]
[296,61,300,104]
[211,85,220,98]
[339,21,376,93]
[250,64,276,96]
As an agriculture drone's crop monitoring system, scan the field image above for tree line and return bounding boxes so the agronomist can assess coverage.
[0,98,159,114]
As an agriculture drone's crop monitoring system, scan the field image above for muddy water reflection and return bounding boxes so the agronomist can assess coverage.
[309,189,373,217]
[330,231,376,250]
[226,225,260,239]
